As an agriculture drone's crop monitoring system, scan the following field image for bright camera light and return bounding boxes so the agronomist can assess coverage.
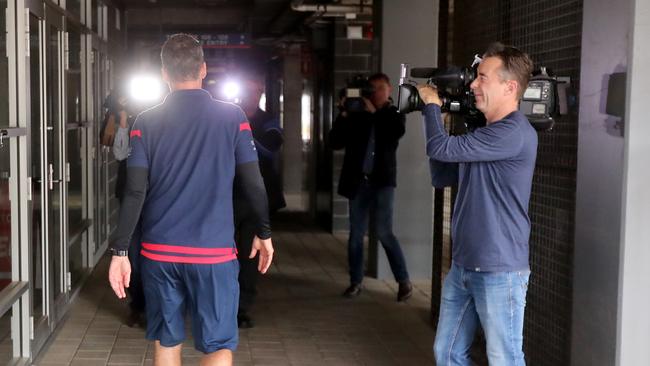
[259,93,266,111]
[129,75,163,102]
[223,81,241,100]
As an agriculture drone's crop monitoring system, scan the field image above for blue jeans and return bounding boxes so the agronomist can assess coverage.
[433,262,530,366]
[348,182,409,284]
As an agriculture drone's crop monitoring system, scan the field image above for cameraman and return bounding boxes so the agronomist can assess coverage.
[417,43,536,365]
[330,73,413,302]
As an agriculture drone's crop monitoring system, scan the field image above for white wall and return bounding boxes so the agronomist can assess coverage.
[572,0,650,364]
[617,0,650,364]
[378,0,438,279]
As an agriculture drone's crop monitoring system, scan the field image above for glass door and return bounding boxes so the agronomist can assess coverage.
[92,47,109,257]
[44,3,66,320]
[65,21,86,291]
[27,2,66,351]
[27,4,48,346]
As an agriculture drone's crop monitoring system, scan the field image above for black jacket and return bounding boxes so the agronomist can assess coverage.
[330,104,406,199]
[234,108,286,213]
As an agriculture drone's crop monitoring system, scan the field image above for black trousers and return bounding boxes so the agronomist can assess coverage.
[234,202,259,314]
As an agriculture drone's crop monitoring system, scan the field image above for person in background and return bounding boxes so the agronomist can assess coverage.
[233,72,285,328]
[329,73,413,302]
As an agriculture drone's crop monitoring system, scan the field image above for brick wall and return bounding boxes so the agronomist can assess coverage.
[437,0,583,365]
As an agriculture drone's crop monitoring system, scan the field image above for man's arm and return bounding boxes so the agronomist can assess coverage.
[235,162,274,273]
[329,112,350,150]
[385,106,406,139]
[108,167,148,299]
[257,117,283,152]
[111,167,148,251]
[235,109,274,273]
[108,118,148,299]
[417,85,523,163]
[429,159,459,188]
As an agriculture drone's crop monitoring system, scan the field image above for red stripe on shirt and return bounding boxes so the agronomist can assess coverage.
[239,122,251,131]
[140,250,237,264]
[130,130,142,138]
[142,242,236,256]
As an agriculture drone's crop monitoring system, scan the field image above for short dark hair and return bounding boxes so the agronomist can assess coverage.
[368,72,390,85]
[161,34,204,82]
[483,42,534,99]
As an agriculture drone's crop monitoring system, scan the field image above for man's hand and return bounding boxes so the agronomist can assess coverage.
[362,97,377,113]
[416,84,443,106]
[249,236,274,274]
[108,256,131,299]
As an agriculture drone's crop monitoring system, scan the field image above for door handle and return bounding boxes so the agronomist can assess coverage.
[48,164,61,191]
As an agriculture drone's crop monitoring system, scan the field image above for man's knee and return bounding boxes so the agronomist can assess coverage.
[433,336,471,366]
[376,230,397,245]
[433,338,453,366]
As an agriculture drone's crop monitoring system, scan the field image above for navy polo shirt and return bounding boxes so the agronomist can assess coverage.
[127,89,257,261]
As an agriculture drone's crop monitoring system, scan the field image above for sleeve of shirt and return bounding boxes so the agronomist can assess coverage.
[126,119,148,168]
[429,159,459,188]
[386,107,406,140]
[234,110,259,165]
[112,126,131,161]
[422,104,524,163]
[329,113,349,150]
[110,167,148,251]
[258,116,283,153]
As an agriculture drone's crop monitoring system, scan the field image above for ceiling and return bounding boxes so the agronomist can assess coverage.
[116,0,335,42]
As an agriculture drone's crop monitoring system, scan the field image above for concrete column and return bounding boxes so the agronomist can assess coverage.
[617,0,650,364]
[376,0,438,280]
[572,0,650,365]
[282,45,304,206]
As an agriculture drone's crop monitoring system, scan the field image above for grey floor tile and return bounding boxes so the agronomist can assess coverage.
[36,222,435,366]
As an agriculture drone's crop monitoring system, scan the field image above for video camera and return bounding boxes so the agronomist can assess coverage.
[340,75,375,113]
[397,55,567,131]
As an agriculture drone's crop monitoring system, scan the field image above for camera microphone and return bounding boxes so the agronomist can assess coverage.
[410,68,438,78]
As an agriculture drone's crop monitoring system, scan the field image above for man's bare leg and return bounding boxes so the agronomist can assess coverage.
[200,349,233,366]
[154,341,182,366]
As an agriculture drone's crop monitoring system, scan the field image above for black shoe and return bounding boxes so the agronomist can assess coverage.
[238,313,255,329]
[342,283,362,298]
[397,281,413,302]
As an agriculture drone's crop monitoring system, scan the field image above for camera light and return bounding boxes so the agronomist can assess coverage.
[223,81,241,101]
[129,75,163,103]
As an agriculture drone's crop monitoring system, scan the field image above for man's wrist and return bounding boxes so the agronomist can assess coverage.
[109,248,129,257]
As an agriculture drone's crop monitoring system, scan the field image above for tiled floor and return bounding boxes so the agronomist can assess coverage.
[34,216,435,365]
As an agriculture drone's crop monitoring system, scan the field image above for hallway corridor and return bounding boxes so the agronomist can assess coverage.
[33,217,435,365]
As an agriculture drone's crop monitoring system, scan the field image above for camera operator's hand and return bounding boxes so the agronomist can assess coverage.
[362,97,377,113]
[417,84,443,107]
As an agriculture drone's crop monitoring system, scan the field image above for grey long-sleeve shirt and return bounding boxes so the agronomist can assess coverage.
[422,104,538,272]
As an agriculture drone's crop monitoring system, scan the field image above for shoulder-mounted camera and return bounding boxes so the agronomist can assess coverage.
[396,56,570,131]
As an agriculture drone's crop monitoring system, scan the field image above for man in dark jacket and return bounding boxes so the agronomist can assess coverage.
[234,74,285,328]
[330,73,412,301]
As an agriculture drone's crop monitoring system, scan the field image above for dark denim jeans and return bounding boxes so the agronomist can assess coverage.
[348,181,409,284]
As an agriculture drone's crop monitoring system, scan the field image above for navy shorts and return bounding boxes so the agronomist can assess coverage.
[141,258,240,353]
